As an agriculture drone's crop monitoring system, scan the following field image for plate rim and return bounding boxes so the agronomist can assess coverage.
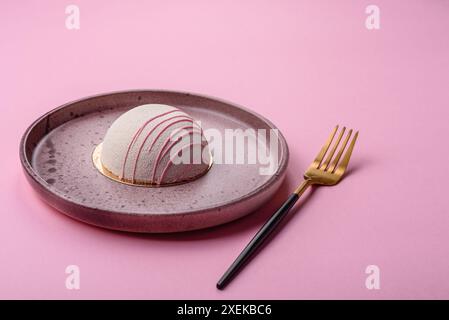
[19,89,289,219]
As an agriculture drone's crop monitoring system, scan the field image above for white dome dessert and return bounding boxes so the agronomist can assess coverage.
[100,104,211,185]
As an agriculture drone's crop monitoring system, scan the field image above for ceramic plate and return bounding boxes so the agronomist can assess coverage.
[20,90,289,232]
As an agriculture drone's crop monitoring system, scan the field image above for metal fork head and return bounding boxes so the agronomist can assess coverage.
[305,125,358,185]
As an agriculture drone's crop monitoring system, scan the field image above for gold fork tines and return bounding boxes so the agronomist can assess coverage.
[328,128,352,173]
[319,126,346,171]
[294,125,358,194]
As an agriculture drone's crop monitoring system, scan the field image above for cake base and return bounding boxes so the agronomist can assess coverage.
[92,142,213,187]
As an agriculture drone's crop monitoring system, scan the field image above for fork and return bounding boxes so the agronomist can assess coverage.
[216,125,359,290]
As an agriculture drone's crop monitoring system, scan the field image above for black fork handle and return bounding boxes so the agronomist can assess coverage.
[216,193,299,290]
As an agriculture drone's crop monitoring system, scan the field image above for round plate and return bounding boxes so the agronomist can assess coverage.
[20,90,289,233]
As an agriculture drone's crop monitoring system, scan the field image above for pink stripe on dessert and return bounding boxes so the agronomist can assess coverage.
[131,115,198,182]
[157,142,206,185]
[120,109,180,179]
[150,126,202,181]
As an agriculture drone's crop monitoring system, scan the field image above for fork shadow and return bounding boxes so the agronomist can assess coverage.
[110,174,320,244]
[113,176,299,242]
[126,155,366,242]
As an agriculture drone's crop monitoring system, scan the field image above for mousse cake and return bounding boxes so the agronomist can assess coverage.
[99,104,211,186]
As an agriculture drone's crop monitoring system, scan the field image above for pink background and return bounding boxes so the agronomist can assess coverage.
[1,0,449,299]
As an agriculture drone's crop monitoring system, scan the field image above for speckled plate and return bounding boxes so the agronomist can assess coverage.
[20,90,289,233]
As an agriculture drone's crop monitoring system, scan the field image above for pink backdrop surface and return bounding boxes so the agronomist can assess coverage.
[1,0,449,299]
